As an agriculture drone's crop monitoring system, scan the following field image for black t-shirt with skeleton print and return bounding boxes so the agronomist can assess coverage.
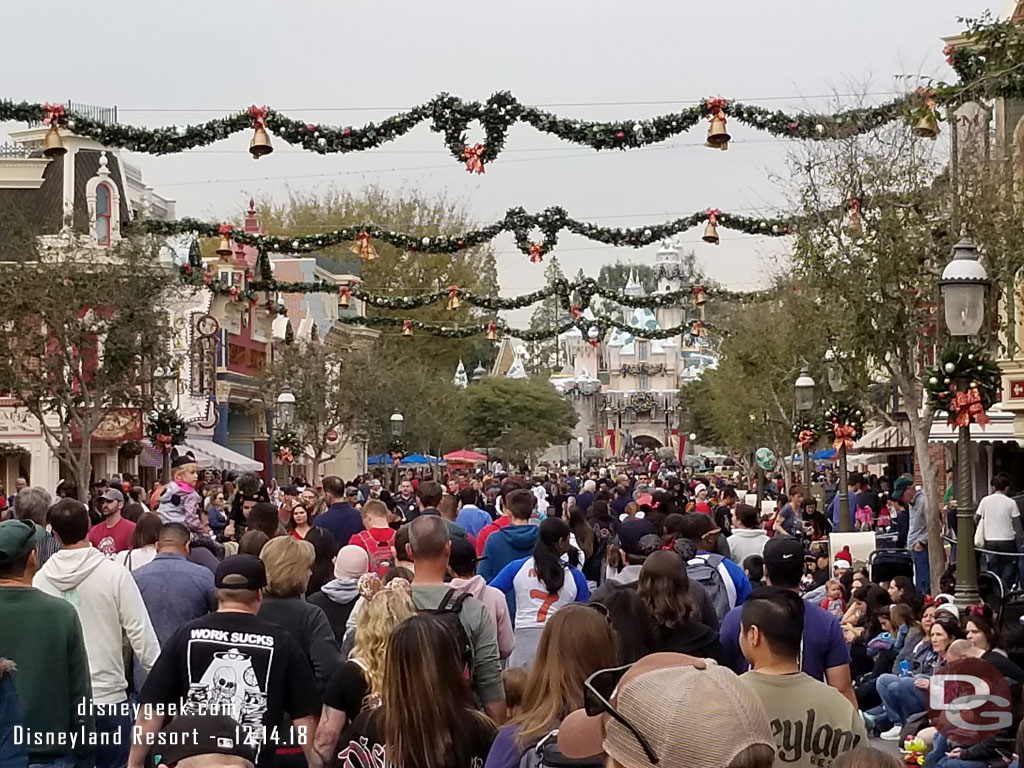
[138,611,321,767]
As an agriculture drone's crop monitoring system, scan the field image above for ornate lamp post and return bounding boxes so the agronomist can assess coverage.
[939,236,989,607]
[276,386,296,427]
[794,366,816,497]
[153,366,178,483]
[825,349,852,532]
[577,435,585,468]
[389,411,405,492]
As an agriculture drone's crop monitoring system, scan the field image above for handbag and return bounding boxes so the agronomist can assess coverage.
[974,511,986,548]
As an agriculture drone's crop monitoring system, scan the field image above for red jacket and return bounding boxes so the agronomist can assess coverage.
[475,516,510,557]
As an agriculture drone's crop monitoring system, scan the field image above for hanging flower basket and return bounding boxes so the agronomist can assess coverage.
[924,343,1000,430]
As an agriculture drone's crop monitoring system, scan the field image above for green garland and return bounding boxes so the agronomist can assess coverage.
[147,406,188,450]
[332,314,715,342]
[1,92,926,162]
[821,400,865,448]
[145,204,799,261]
[274,426,304,455]
[923,343,1000,427]
[620,363,667,376]
[943,13,1024,100]
[627,392,659,413]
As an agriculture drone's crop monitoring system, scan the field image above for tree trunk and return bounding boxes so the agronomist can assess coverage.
[76,432,93,505]
[896,366,942,594]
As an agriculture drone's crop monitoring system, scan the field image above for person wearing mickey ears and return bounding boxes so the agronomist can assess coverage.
[129,555,323,768]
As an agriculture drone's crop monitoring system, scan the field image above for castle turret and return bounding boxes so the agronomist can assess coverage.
[655,238,684,330]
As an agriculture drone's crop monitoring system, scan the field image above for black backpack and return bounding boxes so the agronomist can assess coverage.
[419,588,473,674]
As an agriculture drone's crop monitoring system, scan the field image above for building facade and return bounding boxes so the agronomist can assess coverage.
[549,239,715,461]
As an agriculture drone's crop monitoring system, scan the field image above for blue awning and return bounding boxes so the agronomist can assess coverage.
[367,453,441,466]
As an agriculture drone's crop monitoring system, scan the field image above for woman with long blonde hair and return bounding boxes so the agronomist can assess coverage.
[340,613,497,768]
[315,573,415,763]
[484,603,618,768]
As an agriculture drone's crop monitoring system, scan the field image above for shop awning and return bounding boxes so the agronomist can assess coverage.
[928,408,1020,445]
[183,439,264,472]
[848,422,913,456]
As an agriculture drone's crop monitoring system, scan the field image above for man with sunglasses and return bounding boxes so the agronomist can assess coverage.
[739,588,866,767]
[557,653,777,768]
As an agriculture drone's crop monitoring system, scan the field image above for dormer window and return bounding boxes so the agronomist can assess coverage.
[95,183,112,245]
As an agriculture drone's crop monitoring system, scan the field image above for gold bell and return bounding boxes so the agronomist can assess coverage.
[339,289,351,309]
[42,124,66,158]
[447,294,461,311]
[706,115,730,150]
[402,322,414,338]
[702,221,720,245]
[216,235,233,258]
[486,323,498,341]
[913,110,939,140]
[249,125,273,159]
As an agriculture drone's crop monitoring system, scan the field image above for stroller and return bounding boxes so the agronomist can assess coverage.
[868,549,914,584]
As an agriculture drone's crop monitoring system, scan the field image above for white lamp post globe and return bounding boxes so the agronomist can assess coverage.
[276,387,296,426]
[794,367,816,413]
[939,237,989,337]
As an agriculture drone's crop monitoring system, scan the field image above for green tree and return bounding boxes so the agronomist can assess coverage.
[462,376,577,462]
[787,121,952,589]
[0,232,172,500]
[525,256,566,373]
[256,185,499,375]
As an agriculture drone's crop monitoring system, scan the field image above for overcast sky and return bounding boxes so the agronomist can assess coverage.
[1,0,999,306]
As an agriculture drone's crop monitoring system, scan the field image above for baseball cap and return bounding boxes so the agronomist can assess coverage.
[892,476,914,498]
[345,486,360,498]
[100,488,124,503]
[215,554,268,590]
[762,537,804,574]
[558,653,775,768]
[617,519,658,557]
[0,519,44,565]
[281,485,299,496]
[150,715,255,766]
[832,559,852,571]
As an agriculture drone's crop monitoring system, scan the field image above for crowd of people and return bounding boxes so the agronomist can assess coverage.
[1,458,1023,768]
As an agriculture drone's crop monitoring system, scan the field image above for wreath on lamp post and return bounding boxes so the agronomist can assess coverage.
[923,343,1000,429]
[274,426,304,464]
[147,406,188,453]
[791,418,820,452]
[628,392,658,413]
[821,400,865,451]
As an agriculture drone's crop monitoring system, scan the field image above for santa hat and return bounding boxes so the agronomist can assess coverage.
[834,545,853,564]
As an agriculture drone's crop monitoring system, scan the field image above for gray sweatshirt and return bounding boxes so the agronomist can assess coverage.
[907,490,928,548]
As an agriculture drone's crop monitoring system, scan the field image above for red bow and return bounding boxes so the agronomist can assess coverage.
[219,223,234,236]
[402,320,413,333]
[570,304,582,320]
[276,447,294,464]
[917,87,937,110]
[943,44,955,66]
[229,286,239,299]
[463,143,486,174]
[339,286,351,304]
[967,604,987,617]
[155,433,173,452]
[528,242,544,263]
[247,105,269,128]
[798,429,817,451]
[923,594,935,607]
[832,423,856,451]
[949,387,991,430]
[849,198,861,214]
[705,208,721,226]
[42,103,65,126]
[706,97,727,115]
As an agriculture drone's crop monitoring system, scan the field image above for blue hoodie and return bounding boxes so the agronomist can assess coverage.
[479,525,539,582]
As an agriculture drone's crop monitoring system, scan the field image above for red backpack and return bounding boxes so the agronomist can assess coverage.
[358,530,394,577]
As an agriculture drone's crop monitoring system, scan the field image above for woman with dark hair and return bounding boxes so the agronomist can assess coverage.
[114,512,162,570]
[342,614,496,768]
[875,614,965,741]
[288,502,313,540]
[490,517,589,668]
[965,607,1003,655]
[887,575,922,615]
[637,550,724,662]
[304,526,338,597]
[594,587,656,664]
[567,505,599,587]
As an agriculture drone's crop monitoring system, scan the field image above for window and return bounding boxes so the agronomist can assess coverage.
[638,373,648,391]
[95,183,111,245]
[637,341,648,361]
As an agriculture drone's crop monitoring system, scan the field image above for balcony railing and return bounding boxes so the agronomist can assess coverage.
[28,102,118,127]
[0,142,33,158]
